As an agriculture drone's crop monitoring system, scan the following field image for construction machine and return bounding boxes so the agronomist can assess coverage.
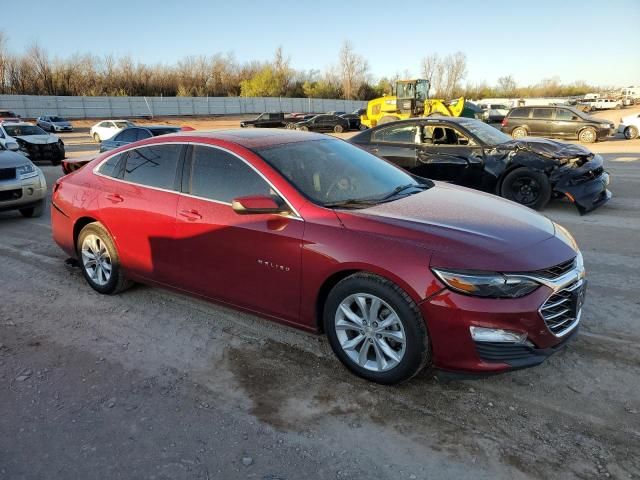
[360,79,473,129]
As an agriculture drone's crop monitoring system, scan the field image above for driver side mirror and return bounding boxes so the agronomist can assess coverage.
[6,142,19,151]
[231,195,290,215]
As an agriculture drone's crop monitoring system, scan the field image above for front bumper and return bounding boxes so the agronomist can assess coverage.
[0,172,47,212]
[421,269,584,374]
[553,155,611,214]
[19,142,65,161]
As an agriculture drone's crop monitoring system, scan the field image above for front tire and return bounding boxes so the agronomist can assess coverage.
[579,127,597,143]
[93,133,101,143]
[511,127,528,139]
[324,273,430,384]
[77,222,131,295]
[500,167,551,210]
[624,126,638,140]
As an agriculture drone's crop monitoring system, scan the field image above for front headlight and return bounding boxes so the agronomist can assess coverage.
[16,163,38,179]
[432,268,540,298]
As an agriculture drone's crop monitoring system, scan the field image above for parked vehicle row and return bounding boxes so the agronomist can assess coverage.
[241,110,363,132]
[52,129,587,384]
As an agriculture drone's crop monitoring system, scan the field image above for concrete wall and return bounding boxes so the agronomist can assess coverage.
[0,95,367,119]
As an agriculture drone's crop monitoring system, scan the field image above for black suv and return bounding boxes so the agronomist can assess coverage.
[501,106,615,143]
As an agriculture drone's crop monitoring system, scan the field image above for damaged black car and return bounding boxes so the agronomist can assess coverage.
[349,117,611,214]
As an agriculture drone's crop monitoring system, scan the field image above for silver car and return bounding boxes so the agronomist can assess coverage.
[0,143,47,217]
[36,115,74,132]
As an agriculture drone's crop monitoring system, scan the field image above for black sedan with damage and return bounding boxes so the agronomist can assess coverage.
[349,117,611,213]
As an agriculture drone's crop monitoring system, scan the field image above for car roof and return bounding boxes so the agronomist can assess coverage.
[168,128,329,149]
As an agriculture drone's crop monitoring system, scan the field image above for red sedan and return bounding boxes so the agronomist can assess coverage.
[51,129,586,384]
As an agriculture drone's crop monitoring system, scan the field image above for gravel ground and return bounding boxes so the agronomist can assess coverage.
[1,119,639,480]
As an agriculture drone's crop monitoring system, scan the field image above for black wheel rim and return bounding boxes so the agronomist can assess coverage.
[510,176,541,205]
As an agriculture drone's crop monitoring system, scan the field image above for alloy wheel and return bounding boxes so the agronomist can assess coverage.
[81,234,112,286]
[334,293,406,372]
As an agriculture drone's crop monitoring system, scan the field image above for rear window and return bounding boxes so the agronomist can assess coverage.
[98,152,127,178]
[532,108,553,119]
[509,108,529,118]
[123,144,182,190]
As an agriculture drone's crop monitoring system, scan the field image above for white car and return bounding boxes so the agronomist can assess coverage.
[0,122,65,165]
[479,103,510,123]
[618,112,640,139]
[36,115,74,132]
[89,119,135,142]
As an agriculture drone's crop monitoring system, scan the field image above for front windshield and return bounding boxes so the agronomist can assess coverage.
[3,125,47,136]
[253,138,423,206]
[457,119,512,145]
[51,116,65,122]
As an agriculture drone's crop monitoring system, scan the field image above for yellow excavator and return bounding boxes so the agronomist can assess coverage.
[360,79,472,129]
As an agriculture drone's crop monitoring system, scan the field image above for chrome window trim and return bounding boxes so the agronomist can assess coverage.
[92,140,303,221]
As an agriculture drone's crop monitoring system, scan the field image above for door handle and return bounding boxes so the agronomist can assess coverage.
[179,209,202,221]
[105,193,124,204]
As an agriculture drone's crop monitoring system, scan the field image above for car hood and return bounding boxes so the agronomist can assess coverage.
[0,150,33,167]
[497,137,594,161]
[15,134,57,144]
[53,121,72,127]
[336,183,576,272]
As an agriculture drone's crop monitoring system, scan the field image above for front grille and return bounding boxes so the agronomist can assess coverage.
[530,257,575,280]
[0,188,22,202]
[540,280,584,336]
[476,342,535,362]
[0,168,16,181]
[23,142,61,159]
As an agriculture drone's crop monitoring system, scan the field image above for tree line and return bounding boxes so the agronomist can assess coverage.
[0,32,601,100]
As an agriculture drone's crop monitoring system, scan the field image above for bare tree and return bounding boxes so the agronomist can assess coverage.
[496,75,517,97]
[339,41,369,100]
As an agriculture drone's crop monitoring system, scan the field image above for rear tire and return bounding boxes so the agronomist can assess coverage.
[324,273,431,385]
[578,127,597,143]
[19,199,44,218]
[334,124,344,133]
[77,222,132,295]
[500,167,551,210]
[624,126,638,140]
[511,127,528,139]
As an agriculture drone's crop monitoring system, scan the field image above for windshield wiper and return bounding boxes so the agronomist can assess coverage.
[323,198,382,209]
[378,183,430,201]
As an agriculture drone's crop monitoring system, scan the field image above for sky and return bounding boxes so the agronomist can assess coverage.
[3,0,640,87]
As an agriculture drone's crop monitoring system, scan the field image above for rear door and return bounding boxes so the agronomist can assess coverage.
[529,108,554,136]
[173,144,304,321]
[96,143,185,284]
[367,122,419,170]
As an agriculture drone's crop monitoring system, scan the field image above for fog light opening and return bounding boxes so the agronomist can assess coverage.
[470,326,531,345]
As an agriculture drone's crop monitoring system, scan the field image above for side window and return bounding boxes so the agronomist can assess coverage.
[556,109,579,121]
[123,144,182,190]
[118,129,138,143]
[509,108,528,118]
[136,129,152,141]
[189,146,271,203]
[98,152,127,178]
[426,126,469,145]
[99,121,109,128]
[532,108,553,119]
[373,124,419,143]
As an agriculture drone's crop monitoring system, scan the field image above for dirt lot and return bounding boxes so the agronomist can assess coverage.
[1,115,639,479]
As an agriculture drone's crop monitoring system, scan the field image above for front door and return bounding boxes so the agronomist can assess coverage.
[173,144,304,322]
[551,108,581,139]
[415,124,484,185]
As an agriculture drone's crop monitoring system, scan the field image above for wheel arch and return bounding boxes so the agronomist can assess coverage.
[314,265,426,333]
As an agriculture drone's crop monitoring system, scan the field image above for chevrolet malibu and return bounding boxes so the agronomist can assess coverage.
[51,130,586,384]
